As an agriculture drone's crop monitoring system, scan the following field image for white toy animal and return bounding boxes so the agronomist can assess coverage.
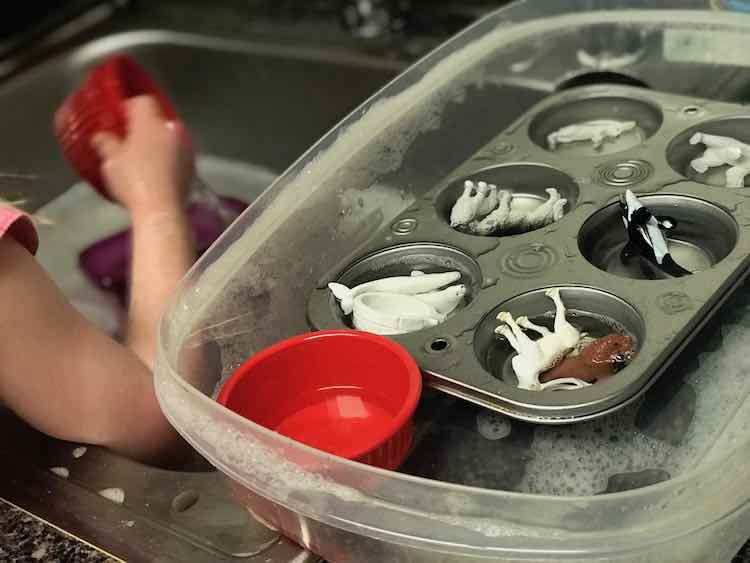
[450,181,483,227]
[539,377,591,391]
[689,132,750,187]
[547,119,637,150]
[329,270,466,335]
[506,188,567,231]
[475,181,499,216]
[494,288,583,391]
[689,146,742,173]
[329,270,461,315]
[413,284,467,315]
[468,188,566,235]
[468,189,513,235]
[351,292,446,335]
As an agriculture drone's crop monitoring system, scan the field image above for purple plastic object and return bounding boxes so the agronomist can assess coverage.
[79,195,248,305]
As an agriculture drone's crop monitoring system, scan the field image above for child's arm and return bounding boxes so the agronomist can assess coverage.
[91,96,195,368]
[0,96,196,463]
[0,235,179,461]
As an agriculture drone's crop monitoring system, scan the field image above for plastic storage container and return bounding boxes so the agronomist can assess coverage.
[155,1,750,561]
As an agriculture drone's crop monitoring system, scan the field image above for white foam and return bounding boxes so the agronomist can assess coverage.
[98,487,125,504]
[49,466,69,479]
[476,411,512,440]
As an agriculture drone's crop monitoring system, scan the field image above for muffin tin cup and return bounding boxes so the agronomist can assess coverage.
[666,116,750,187]
[308,84,750,423]
[579,194,738,279]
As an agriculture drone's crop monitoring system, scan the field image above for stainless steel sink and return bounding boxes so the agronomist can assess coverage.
[13,7,750,563]
[0,30,403,210]
[0,30,402,562]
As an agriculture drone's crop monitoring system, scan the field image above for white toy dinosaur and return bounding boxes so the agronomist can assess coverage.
[547,119,637,150]
[689,132,750,187]
[329,270,466,335]
[494,288,584,391]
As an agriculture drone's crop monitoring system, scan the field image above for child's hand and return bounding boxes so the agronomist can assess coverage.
[91,96,194,217]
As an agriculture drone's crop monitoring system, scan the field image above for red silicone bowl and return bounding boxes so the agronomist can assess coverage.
[54,54,188,196]
[217,330,422,470]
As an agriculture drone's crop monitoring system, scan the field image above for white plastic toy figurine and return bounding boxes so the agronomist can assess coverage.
[329,270,466,335]
[450,181,484,227]
[468,189,513,235]
[507,188,567,231]
[413,284,467,315]
[547,119,637,150]
[539,377,591,391]
[475,181,499,216]
[494,288,583,391]
[689,132,750,187]
[467,188,566,235]
[329,270,461,315]
[351,292,446,335]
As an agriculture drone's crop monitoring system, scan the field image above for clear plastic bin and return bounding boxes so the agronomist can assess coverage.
[155,1,750,561]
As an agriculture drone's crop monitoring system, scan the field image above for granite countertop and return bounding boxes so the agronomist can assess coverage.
[3,492,750,563]
[0,499,118,562]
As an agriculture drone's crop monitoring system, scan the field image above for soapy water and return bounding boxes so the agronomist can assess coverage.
[402,284,750,496]
[144,17,750,539]
[476,410,512,440]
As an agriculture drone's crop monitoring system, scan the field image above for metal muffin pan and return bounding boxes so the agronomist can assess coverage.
[307,84,750,423]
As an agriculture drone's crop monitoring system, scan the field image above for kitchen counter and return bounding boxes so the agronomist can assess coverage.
[0,499,118,562]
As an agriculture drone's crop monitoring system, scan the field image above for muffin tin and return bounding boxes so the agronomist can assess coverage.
[307,84,750,424]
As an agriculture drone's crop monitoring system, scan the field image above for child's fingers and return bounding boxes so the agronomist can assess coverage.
[53,102,71,134]
[91,132,122,161]
[126,95,163,125]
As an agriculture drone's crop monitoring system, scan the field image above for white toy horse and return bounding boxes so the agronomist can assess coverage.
[494,288,584,391]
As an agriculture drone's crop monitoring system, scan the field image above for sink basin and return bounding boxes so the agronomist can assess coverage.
[152,2,750,563]
[0,30,402,210]
[0,29,401,562]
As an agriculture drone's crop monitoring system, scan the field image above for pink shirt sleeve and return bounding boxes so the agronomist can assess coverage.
[0,205,38,255]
